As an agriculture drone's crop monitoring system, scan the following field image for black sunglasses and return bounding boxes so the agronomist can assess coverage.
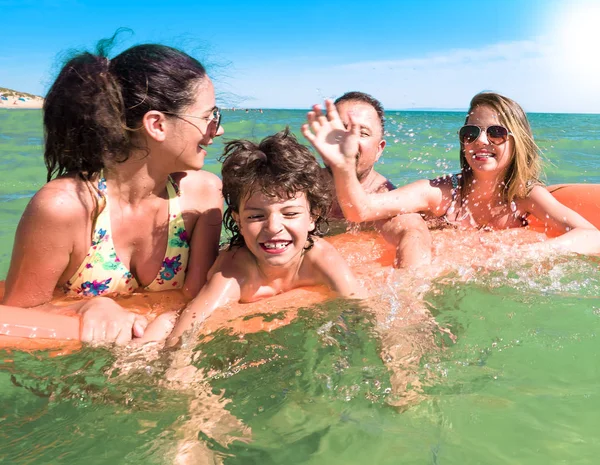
[458,125,511,145]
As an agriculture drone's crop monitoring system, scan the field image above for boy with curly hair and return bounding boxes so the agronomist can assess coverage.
[166,129,365,345]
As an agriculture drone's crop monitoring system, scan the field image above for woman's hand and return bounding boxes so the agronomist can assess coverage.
[79,297,148,345]
[302,99,360,171]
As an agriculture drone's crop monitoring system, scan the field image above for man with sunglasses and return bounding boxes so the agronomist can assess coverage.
[324,92,433,268]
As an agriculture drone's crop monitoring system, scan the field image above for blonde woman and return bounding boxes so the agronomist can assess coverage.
[302,92,600,256]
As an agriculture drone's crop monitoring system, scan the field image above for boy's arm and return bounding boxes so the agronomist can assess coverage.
[312,240,368,299]
[167,258,242,346]
[302,100,436,222]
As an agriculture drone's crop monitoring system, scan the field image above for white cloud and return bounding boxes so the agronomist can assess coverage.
[225,37,599,113]
[336,40,545,71]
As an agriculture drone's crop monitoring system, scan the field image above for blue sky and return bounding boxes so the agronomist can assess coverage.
[1,0,599,113]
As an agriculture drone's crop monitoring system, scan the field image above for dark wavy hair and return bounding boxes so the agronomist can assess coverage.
[334,91,385,135]
[43,33,207,181]
[220,128,332,250]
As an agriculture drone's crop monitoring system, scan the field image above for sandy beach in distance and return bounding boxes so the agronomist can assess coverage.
[0,95,44,109]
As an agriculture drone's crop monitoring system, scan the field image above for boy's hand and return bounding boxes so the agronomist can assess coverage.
[133,311,177,345]
[301,99,360,171]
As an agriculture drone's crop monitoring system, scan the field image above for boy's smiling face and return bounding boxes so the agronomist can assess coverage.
[233,190,315,268]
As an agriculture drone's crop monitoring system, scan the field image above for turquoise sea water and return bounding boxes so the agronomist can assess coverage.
[1,108,600,464]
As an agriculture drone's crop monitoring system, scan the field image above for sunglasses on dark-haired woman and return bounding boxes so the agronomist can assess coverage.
[162,107,222,134]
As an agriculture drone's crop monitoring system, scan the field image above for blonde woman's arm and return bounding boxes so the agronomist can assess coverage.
[526,185,600,254]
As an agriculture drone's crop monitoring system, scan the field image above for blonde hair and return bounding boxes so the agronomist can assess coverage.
[459,92,542,202]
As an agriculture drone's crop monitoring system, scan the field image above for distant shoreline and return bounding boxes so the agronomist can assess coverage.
[1,102,597,116]
[0,95,44,109]
[220,107,469,113]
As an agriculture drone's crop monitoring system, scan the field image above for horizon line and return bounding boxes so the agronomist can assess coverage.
[222,107,600,115]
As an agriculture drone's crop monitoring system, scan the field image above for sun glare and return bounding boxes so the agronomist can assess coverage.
[554,2,600,74]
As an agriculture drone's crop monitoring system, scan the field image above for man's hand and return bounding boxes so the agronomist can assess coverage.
[302,99,360,171]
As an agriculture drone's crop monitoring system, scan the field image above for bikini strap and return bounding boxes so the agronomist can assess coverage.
[444,173,461,217]
[97,169,107,196]
[168,175,181,197]
[450,173,460,202]
[86,170,108,242]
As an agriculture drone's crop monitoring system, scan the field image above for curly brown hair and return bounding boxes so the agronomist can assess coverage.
[220,128,332,250]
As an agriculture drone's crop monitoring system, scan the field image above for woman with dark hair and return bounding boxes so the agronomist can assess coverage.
[1,40,224,344]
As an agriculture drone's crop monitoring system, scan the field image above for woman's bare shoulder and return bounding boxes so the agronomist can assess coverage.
[174,170,222,194]
[428,174,455,190]
[172,170,223,211]
[25,175,94,223]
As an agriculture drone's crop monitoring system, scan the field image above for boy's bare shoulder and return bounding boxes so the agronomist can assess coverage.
[209,246,256,278]
[305,237,344,262]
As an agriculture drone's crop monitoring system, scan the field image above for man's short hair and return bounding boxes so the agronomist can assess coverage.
[334,91,385,134]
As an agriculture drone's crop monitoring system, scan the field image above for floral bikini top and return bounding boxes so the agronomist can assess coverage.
[65,173,190,297]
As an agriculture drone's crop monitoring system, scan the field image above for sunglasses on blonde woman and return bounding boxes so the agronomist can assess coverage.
[458,125,511,145]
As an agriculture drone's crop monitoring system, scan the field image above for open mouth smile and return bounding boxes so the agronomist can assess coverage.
[472,151,495,160]
[260,241,292,254]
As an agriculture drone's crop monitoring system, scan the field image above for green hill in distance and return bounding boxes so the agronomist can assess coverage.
[0,86,43,99]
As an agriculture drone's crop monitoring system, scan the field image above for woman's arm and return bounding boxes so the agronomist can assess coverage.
[302,100,439,222]
[2,182,147,344]
[181,171,224,299]
[3,183,81,307]
[525,185,600,254]
[0,297,147,345]
[0,305,80,339]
